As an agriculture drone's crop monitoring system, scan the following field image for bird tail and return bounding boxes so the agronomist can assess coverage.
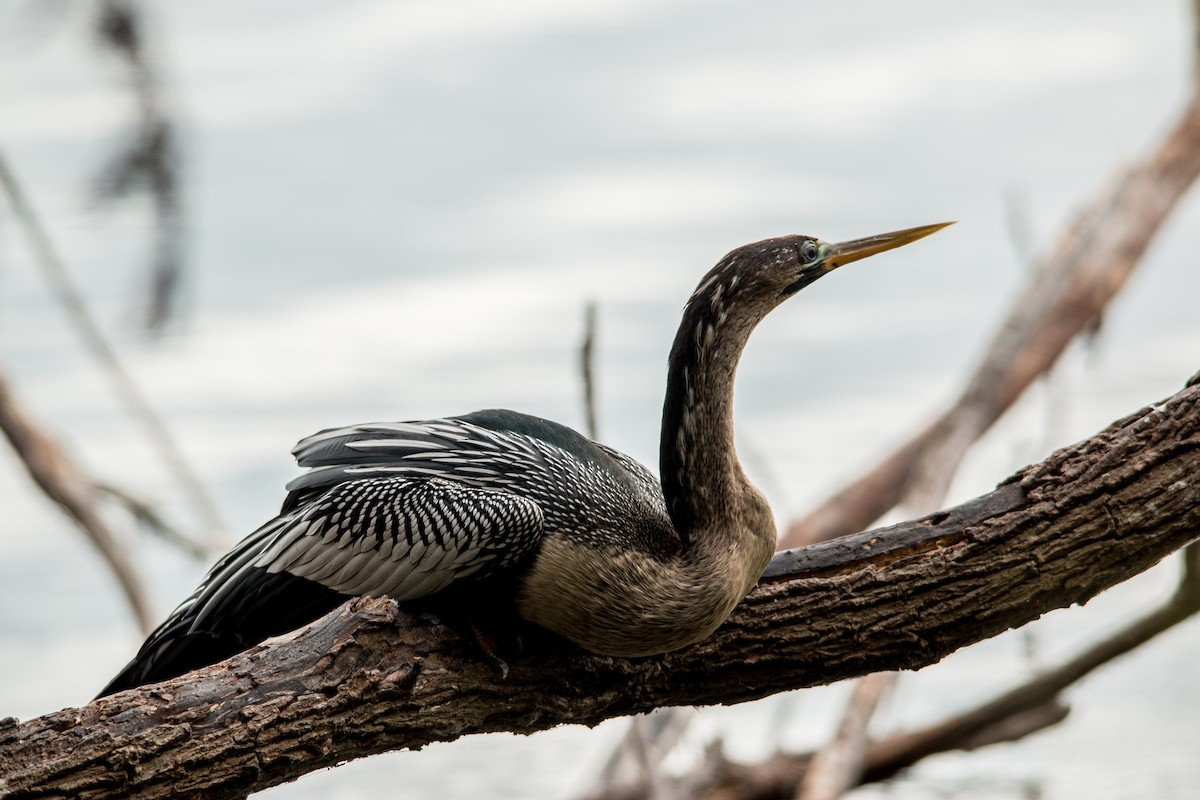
[95,513,348,699]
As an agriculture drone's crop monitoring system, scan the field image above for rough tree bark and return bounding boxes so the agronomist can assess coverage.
[2,376,1199,799]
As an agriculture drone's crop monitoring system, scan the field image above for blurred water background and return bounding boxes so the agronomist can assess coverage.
[2,1,1200,798]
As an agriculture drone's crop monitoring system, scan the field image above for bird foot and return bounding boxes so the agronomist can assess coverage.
[425,595,525,678]
[464,616,517,679]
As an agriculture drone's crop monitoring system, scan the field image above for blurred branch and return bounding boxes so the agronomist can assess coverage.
[770,81,1200,800]
[781,20,1200,793]
[0,148,225,547]
[796,416,961,797]
[0,370,154,634]
[581,300,599,440]
[93,0,185,333]
[93,481,210,559]
[648,702,1069,800]
[795,673,890,800]
[588,709,695,800]
[785,91,1200,547]
[1193,0,1200,85]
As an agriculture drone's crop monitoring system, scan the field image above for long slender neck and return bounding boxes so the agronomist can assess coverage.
[659,262,773,543]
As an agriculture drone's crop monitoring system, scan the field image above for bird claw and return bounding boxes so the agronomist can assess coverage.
[466,617,515,680]
[489,653,510,680]
[421,589,523,678]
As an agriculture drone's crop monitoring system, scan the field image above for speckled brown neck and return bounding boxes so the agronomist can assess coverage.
[659,253,771,542]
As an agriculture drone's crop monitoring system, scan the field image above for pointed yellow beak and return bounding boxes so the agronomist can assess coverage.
[827,221,954,269]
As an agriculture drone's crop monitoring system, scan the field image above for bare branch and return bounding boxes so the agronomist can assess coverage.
[650,700,1070,800]
[588,709,694,800]
[4,377,1200,799]
[92,481,212,559]
[581,300,600,440]
[796,673,890,800]
[0,370,154,634]
[93,0,185,334]
[1192,0,1200,85]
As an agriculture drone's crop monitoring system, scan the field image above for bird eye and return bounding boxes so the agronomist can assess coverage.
[800,241,821,264]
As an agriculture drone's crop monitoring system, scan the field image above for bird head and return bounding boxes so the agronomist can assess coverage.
[778,221,954,297]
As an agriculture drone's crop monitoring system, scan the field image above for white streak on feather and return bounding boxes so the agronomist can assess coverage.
[346,438,448,450]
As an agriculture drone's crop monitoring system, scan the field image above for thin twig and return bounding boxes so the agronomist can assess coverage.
[1002,185,1037,271]
[580,301,697,800]
[581,300,599,441]
[1193,0,1200,86]
[93,481,211,559]
[589,710,695,800]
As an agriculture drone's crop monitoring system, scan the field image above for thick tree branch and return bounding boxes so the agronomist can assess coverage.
[3,379,1200,799]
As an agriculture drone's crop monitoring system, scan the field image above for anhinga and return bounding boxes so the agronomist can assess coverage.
[98,221,950,697]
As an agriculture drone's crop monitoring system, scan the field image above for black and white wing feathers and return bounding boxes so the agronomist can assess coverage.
[98,416,557,697]
[254,476,542,600]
